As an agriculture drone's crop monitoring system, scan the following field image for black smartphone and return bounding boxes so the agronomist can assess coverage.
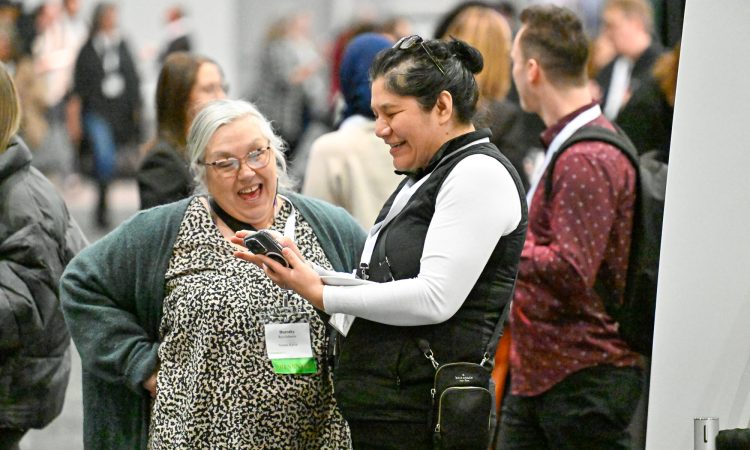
[243,230,290,268]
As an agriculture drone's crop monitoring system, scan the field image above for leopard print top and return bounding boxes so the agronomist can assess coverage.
[149,197,352,449]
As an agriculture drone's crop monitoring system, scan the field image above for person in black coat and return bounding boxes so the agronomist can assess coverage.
[71,2,141,227]
[158,6,192,63]
[596,0,663,120]
[616,42,679,161]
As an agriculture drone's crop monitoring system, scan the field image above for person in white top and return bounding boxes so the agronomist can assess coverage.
[29,0,87,179]
[235,35,527,449]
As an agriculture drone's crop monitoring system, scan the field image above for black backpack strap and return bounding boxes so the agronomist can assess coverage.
[543,124,639,202]
[543,124,644,317]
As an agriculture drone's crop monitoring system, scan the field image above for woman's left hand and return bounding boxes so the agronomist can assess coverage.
[232,232,325,310]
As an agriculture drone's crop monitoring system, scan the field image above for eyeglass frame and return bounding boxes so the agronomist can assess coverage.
[200,144,273,176]
[393,35,447,77]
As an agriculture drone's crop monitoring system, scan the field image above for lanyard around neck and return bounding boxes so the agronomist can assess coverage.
[210,194,296,238]
[525,104,602,208]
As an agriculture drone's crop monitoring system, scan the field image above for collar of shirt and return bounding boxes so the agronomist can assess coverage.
[539,101,600,149]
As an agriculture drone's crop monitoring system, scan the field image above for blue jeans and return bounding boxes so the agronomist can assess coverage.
[497,365,642,450]
[83,112,116,182]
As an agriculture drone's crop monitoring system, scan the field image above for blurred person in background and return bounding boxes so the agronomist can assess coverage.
[302,33,402,229]
[252,12,325,171]
[0,61,86,450]
[327,19,378,122]
[616,41,679,161]
[2,1,34,58]
[0,22,47,154]
[0,1,20,26]
[437,1,551,189]
[586,31,617,100]
[158,5,191,63]
[69,2,141,228]
[379,15,412,41]
[439,4,529,191]
[60,99,365,449]
[651,0,685,49]
[595,0,663,120]
[137,52,226,209]
[61,0,87,48]
[433,1,493,40]
[30,0,87,183]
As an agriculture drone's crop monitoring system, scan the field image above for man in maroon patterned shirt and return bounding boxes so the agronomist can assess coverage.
[497,5,642,449]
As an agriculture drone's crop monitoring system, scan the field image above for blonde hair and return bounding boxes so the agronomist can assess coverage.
[0,62,20,151]
[444,6,512,102]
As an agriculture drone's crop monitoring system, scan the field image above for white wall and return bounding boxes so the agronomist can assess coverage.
[646,0,750,448]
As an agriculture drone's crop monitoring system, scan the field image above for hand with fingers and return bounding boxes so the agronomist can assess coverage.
[231,230,325,310]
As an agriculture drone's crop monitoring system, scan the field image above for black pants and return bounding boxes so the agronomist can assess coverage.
[349,419,432,450]
[0,428,27,450]
[497,365,642,450]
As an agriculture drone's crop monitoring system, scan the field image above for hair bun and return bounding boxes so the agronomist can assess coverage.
[448,38,483,74]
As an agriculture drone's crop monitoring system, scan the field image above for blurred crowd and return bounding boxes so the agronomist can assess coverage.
[0,0,682,232]
[0,0,685,448]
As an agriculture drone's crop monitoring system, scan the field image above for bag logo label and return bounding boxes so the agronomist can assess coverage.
[453,374,475,383]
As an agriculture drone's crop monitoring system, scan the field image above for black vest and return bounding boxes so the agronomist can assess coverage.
[334,129,528,423]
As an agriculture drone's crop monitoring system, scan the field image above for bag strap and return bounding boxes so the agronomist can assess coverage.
[543,124,639,202]
[416,301,511,371]
[487,300,511,358]
[542,125,641,312]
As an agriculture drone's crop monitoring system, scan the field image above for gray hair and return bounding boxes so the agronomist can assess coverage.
[187,99,293,193]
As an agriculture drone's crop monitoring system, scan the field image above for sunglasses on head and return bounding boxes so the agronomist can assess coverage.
[393,35,447,77]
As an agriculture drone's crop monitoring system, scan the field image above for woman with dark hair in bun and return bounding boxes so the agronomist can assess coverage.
[236,36,528,448]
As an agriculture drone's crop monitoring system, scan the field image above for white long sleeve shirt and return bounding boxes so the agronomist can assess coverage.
[323,153,523,326]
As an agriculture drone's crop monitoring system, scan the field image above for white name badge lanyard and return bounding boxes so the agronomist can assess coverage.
[264,194,316,374]
[358,137,491,268]
[276,194,296,240]
[524,104,602,211]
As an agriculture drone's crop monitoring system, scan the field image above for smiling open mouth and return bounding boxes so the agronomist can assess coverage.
[238,184,261,200]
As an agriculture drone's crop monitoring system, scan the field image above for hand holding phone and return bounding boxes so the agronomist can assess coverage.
[243,230,290,268]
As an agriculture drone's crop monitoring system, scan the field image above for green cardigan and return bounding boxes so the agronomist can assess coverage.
[60,193,366,449]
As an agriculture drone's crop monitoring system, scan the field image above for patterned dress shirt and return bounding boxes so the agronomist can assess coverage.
[510,102,641,397]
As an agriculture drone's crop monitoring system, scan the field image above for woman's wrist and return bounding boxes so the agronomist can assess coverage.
[302,281,325,311]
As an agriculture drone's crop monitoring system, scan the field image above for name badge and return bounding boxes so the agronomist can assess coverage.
[264,322,317,374]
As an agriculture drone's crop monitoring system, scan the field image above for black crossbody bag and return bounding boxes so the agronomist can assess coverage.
[416,304,509,449]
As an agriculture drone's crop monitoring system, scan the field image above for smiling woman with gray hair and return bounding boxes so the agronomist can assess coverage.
[60,98,365,449]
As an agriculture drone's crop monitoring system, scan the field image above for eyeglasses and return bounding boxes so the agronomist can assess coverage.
[393,35,447,77]
[201,145,272,176]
